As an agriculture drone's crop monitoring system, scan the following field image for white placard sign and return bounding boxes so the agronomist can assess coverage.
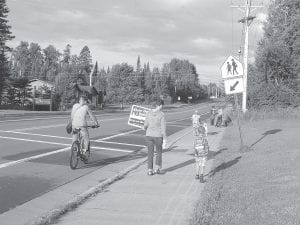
[128,105,151,129]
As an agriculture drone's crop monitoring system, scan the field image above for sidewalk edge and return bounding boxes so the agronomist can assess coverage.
[29,126,194,225]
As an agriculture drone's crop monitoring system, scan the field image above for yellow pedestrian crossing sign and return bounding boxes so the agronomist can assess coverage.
[221,56,243,79]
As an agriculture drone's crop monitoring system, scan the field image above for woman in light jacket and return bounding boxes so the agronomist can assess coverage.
[144,99,167,176]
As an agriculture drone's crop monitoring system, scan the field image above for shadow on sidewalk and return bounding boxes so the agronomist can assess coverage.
[207,148,228,159]
[207,132,219,136]
[208,156,241,177]
[163,159,194,173]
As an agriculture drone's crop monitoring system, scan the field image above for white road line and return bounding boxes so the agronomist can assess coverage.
[0,130,146,148]
[0,116,67,123]
[13,124,65,131]
[97,129,141,141]
[0,135,71,146]
[0,147,70,169]
[0,141,134,170]
[0,130,72,140]
[92,140,146,148]
[0,113,127,123]
[0,135,134,153]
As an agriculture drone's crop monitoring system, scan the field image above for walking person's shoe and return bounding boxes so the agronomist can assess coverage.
[154,168,161,174]
[195,174,199,180]
[147,170,154,176]
[199,174,204,183]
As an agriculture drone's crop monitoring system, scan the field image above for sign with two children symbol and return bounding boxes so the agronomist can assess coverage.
[221,56,244,95]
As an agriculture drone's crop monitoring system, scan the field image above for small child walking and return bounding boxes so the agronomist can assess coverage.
[194,124,209,183]
[192,110,201,136]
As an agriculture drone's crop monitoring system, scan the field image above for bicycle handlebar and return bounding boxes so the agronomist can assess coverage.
[77,125,99,129]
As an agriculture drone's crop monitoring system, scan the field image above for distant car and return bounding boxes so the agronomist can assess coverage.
[210,96,216,99]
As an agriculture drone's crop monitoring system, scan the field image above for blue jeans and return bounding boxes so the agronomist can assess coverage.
[146,136,163,170]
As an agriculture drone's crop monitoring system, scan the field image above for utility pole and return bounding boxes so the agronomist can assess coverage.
[89,63,96,87]
[231,0,263,112]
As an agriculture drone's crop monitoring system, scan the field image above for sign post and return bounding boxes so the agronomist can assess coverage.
[221,56,250,152]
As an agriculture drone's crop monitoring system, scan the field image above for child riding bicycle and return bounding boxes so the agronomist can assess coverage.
[71,95,99,155]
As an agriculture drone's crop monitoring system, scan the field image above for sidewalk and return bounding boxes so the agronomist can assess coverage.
[52,125,225,225]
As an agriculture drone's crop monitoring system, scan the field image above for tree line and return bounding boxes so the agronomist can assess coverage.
[248,0,300,108]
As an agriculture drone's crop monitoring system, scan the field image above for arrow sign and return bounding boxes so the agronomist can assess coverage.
[224,77,244,95]
[230,81,239,91]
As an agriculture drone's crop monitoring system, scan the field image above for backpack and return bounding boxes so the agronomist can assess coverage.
[194,135,209,157]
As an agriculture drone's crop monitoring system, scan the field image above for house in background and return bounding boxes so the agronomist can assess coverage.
[28,79,55,110]
[28,79,54,93]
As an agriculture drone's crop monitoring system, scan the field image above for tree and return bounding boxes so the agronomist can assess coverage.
[248,0,300,108]
[10,77,32,107]
[107,63,143,107]
[136,55,141,72]
[28,43,44,79]
[78,46,92,84]
[62,44,71,64]
[43,45,61,82]
[0,0,14,102]
[11,41,30,78]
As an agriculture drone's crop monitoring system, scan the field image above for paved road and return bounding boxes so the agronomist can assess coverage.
[0,103,210,215]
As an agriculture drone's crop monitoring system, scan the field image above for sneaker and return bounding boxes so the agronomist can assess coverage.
[195,174,199,180]
[199,174,204,183]
[154,169,161,174]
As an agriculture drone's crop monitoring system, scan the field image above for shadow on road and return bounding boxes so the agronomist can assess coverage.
[78,151,147,169]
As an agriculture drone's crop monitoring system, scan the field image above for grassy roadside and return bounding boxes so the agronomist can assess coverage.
[190,115,300,225]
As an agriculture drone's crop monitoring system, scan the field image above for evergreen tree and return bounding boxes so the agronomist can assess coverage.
[248,0,300,108]
[11,41,30,78]
[28,43,44,79]
[136,55,141,72]
[43,45,61,82]
[0,0,14,102]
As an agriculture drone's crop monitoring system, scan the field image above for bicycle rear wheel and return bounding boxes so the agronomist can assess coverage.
[70,141,79,169]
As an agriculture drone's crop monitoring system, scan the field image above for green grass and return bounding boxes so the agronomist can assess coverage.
[242,107,300,121]
[190,116,300,225]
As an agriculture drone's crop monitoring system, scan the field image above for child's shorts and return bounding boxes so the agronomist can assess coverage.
[195,156,207,167]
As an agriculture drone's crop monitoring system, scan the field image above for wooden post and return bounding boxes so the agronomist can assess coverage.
[234,94,244,147]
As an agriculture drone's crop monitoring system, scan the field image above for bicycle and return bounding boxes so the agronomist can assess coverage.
[70,125,98,169]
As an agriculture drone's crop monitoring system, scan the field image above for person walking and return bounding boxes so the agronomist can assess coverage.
[192,110,201,136]
[194,124,209,183]
[144,99,167,176]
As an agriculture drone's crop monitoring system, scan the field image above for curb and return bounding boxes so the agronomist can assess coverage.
[30,157,148,225]
[29,126,194,225]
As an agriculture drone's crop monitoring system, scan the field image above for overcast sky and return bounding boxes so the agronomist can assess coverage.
[7,0,268,84]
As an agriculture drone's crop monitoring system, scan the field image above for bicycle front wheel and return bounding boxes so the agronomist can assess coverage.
[70,141,79,169]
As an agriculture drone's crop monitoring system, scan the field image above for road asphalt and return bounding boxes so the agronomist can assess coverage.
[0,103,222,225]
[45,125,224,225]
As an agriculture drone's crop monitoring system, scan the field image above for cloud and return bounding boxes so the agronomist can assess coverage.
[6,0,268,84]
[193,37,222,49]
